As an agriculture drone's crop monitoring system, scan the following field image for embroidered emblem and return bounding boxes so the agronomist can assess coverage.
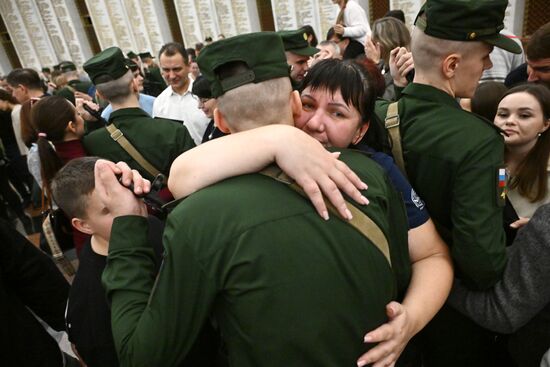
[411,189,425,210]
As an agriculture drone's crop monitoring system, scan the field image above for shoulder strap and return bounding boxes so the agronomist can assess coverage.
[384,101,407,177]
[42,215,76,279]
[260,165,392,267]
[105,123,161,177]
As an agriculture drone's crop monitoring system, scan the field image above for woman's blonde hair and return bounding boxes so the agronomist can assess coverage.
[371,17,411,66]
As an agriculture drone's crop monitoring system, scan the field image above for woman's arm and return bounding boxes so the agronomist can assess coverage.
[168,124,369,220]
[448,204,550,333]
[357,219,453,366]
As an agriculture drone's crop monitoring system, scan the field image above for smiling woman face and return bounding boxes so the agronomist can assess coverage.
[494,91,550,151]
[295,86,367,148]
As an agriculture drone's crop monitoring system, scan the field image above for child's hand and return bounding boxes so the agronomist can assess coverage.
[94,159,149,218]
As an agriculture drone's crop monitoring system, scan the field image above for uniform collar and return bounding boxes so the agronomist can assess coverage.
[108,107,150,122]
[402,83,461,109]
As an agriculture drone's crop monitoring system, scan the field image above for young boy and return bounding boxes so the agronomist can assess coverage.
[51,157,164,367]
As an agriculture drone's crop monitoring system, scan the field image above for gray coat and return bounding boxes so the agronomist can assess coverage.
[449,203,550,366]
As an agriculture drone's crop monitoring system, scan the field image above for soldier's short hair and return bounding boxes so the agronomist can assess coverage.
[6,68,42,90]
[95,70,134,104]
[216,61,292,132]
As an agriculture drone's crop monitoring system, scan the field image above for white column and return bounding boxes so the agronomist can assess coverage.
[84,0,118,49]
[62,0,94,62]
[174,0,204,46]
[122,0,153,53]
[271,0,337,43]
[36,0,74,63]
[214,0,238,37]
[504,0,525,37]
[0,0,43,69]
[0,44,12,75]
[231,0,255,34]
[102,0,136,52]
[271,0,299,30]
[318,0,338,39]
[195,0,220,40]
[50,0,93,65]
[136,0,169,54]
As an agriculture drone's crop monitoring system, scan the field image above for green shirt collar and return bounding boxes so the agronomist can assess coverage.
[109,107,150,122]
[402,83,461,109]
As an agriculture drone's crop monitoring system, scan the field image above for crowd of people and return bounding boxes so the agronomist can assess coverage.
[1,0,550,366]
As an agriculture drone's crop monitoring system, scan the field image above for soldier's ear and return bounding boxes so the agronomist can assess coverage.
[214,108,231,134]
[442,53,460,78]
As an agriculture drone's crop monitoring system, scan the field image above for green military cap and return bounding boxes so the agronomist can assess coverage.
[41,67,51,73]
[83,47,130,85]
[277,29,319,56]
[197,32,289,98]
[58,61,77,73]
[138,51,154,59]
[414,0,522,54]
[127,51,138,59]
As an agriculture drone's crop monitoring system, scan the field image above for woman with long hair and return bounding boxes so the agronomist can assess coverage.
[494,84,550,223]
[31,95,88,253]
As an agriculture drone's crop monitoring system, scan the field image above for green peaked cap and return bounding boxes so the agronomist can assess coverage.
[83,47,130,85]
[414,0,521,54]
[197,32,290,98]
[277,29,319,56]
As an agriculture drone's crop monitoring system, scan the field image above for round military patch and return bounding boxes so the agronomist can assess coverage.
[411,189,425,210]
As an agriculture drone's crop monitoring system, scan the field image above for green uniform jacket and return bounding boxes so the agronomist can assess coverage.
[83,108,195,180]
[103,149,411,367]
[55,79,93,105]
[376,83,507,290]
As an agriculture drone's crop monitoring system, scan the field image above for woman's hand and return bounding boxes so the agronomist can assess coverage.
[357,302,412,367]
[364,36,381,64]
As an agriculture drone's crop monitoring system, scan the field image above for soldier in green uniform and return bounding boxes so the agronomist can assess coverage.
[81,47,195,181]
[278,29,318,89]
[139,51,166,97]
[373,0,522,366]
[97,32,411,367]
[54,61,93,105]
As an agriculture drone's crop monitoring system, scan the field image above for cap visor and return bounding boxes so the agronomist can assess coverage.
[290,46,319,57]
[485,34,522,54]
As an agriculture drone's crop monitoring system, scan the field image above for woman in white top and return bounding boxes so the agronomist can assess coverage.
[333,0,371,46]
[494,83,550,224]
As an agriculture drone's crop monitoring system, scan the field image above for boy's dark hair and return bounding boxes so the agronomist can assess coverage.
[52,157,99,219]
[159,42,189,65]
[6,68,42,90]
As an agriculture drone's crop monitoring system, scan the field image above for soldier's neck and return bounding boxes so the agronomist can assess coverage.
[413,73,455,98]
[110,94,140,111]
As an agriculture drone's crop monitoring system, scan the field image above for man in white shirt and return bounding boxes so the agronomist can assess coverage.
[153,43,209,145]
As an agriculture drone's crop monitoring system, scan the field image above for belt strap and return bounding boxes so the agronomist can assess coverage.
[385,101,407,177]
[105,123,161,177]
[260,165,392,267]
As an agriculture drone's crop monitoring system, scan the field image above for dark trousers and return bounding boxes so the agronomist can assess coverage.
[418,303,501,367]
